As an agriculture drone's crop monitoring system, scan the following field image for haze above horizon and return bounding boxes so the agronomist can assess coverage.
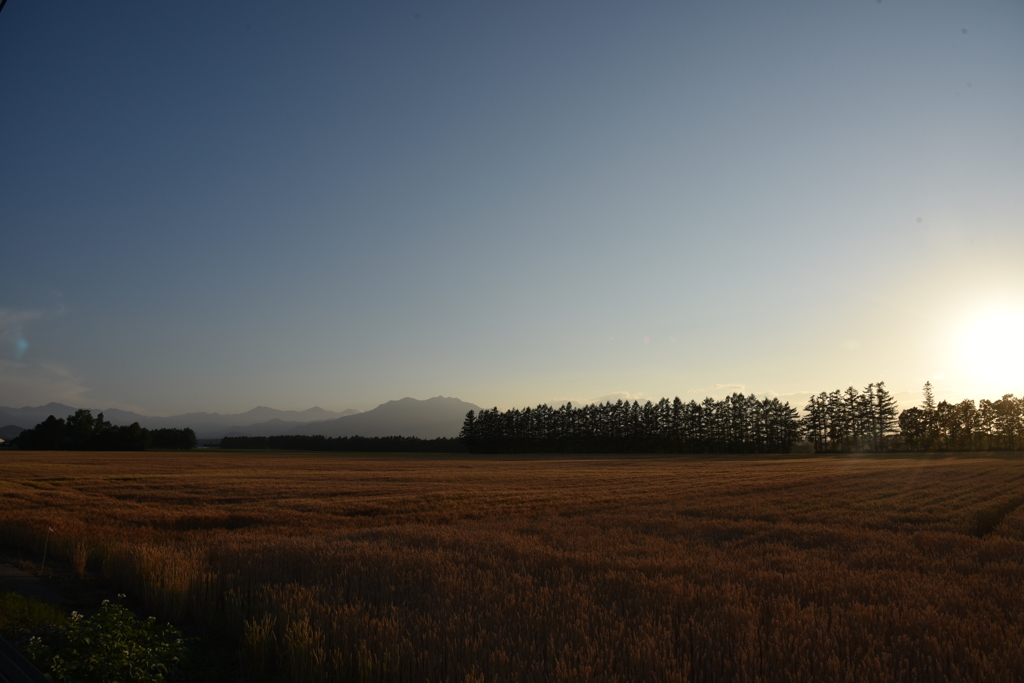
[2,1,1022,415]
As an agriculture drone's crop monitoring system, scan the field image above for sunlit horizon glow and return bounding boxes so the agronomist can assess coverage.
[958,305,1024,396]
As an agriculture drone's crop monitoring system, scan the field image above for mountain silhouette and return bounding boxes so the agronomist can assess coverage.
[0,425,26,441]
[221,418,311,438]
[288,396,481,439]
[0,403,79,430]
[0,399,480,440]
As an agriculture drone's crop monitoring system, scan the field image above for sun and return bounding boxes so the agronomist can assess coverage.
[960,307,1024,390]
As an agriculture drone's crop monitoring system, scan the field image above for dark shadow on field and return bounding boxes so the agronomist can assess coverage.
[154,513,262,531]
[0,548,241,682]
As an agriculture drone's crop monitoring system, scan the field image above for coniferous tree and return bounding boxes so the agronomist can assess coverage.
[868,381,899,451]
[802,394,826,454]
[913,382,937,450]
[922,381,936,411]
[920,381,938,449]
[459,410,477,452]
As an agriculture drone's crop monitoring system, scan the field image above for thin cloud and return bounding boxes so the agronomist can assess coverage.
[0,307,95,410]
[0,308,43,361]
[0,359,90,407]
[0,307,45,332]
[0,306,67,361]
[0,308,43,341]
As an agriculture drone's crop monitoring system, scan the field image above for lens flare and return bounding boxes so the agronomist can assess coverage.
[14,336,28,360]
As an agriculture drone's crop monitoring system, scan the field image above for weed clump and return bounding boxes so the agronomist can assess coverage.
[26,596,186,683]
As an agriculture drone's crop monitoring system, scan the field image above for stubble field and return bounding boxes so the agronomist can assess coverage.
[1,452,1023,682]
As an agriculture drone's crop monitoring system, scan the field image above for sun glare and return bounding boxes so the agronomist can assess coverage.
[960,308,1024,390]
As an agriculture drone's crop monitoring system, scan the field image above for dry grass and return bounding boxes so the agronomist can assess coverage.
[2,452,1023,682]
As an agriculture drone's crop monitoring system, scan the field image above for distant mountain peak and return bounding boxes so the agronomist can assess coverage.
[286,396,481,439]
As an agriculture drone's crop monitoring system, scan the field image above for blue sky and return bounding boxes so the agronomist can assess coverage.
[2,1,1023,415]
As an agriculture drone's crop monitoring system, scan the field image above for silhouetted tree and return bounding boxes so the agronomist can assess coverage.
[920,381,938,449]
[459,410,477,452]
[994,394,1022,451]
[150,428,198,449]
[15,415,67,450]
[867,382,899,451]
[898,407,927,451]
[461,393,801,455]
[15,410,191,451]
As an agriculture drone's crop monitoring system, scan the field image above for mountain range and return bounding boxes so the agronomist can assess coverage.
[0,397,480,440]
[278,396,480,439]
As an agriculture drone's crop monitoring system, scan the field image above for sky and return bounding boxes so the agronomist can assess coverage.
[1,1,1023,416]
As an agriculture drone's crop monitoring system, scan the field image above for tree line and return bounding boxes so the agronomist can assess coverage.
[219,434,465,452]
[897,381,1023,452]
[10,382,1023,455]
[14,409,197,450]
[800,382,900,452]
[460,382,1024,455]
[460,392,804,454]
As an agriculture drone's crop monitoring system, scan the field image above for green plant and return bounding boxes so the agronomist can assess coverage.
[0,592,66,637]
[26,595,186,683]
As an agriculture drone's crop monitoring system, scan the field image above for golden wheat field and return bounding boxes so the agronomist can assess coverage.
[1,452,1023,682]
